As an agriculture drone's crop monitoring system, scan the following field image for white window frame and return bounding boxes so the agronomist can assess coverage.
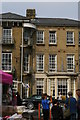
[49,31,57,44]
[36,30,44,44]
[3,29,12,43]
[79,32,80,45]
[71,79,75,97]
[36,78,44,95]
[50,78,55,97]
[36,54,44,72]
[66,31,74,45]
[24,54,30,73]
[49,54,57,72]
[58,79,67,97]
[67,54,75,72]
[2,53,12,72]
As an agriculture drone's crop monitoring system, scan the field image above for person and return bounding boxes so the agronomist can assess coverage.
[76,89,80,120]
[65,91,77,120]
[6,85,12,105]
[58,92,62,100]
[16,92,22,106]
[12,91,17,106]
[51,99,63,120]
[42,93,50,120]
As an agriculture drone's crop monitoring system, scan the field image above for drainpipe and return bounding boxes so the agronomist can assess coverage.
[21,27,23,98]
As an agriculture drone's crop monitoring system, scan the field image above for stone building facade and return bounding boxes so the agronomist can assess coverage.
[0,9,80,99]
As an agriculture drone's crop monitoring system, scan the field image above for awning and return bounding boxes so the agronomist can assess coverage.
[23,23,36,29]
[0,70,13,85]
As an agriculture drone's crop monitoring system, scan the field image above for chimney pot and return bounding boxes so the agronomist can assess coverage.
[26,9,36,19]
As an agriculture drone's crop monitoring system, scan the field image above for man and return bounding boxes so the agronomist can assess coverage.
[76,89,80,120]
[65,91,77,120]
[42,93,50,120]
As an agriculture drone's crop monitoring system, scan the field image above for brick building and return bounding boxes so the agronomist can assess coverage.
[0,9,80,99]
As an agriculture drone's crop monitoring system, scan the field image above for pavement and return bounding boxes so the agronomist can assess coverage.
[22,109,53,120]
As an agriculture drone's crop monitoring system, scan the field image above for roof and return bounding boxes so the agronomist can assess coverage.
[0,12,27,20]
[32,18,79,27]
[0,12,80,27]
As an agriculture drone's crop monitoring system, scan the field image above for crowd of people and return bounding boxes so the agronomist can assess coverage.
[3,85,80,120]
[41,89,80,120]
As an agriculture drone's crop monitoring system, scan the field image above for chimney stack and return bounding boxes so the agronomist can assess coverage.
[26,9,36,19]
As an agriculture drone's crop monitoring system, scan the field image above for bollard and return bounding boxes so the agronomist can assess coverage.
[38,103,40,120]
[49,109,51,120]
[49,102,53,120]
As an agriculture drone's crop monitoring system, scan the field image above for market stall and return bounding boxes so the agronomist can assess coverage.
[0,70,14,117]
[0,70,13,85]
[0,70,32,120]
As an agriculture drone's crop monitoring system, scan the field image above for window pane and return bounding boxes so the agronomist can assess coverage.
[2,53,12,72]
[67,31,74,44]
[36,31,44,43]
[24,54,29,72]
[58,79,67,97]
[49,54,57,72]
[36,78,44,95]
[50,78,55,97]
[67,55,74,72]
[36,54,44,72]
[49,31,56,44]
[3,29,12,43]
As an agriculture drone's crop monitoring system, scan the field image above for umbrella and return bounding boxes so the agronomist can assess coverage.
[0,70,13,85]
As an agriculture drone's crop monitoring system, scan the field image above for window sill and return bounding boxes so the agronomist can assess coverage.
[66,44,75,46]
[36,71,44,73]
[36,43,45,46]
[48,71,57,73]
[49,43,57,46]
[67,71,75,73]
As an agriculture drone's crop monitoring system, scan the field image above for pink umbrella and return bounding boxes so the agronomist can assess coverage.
[0,70,13,85]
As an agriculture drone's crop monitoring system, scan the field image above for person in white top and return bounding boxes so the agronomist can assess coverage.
[58,92,62,100]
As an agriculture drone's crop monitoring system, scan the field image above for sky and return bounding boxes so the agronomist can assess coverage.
[0,1,80,20]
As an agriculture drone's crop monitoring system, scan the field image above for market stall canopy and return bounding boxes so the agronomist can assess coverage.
[0,70,13,85]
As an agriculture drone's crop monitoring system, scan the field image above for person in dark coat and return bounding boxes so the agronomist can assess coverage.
[76,89,80,120]
[16,92,22,106]
[51,99,63,120]
[65,91,77,120]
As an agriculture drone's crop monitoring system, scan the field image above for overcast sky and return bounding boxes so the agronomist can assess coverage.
[0,2,80,20]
